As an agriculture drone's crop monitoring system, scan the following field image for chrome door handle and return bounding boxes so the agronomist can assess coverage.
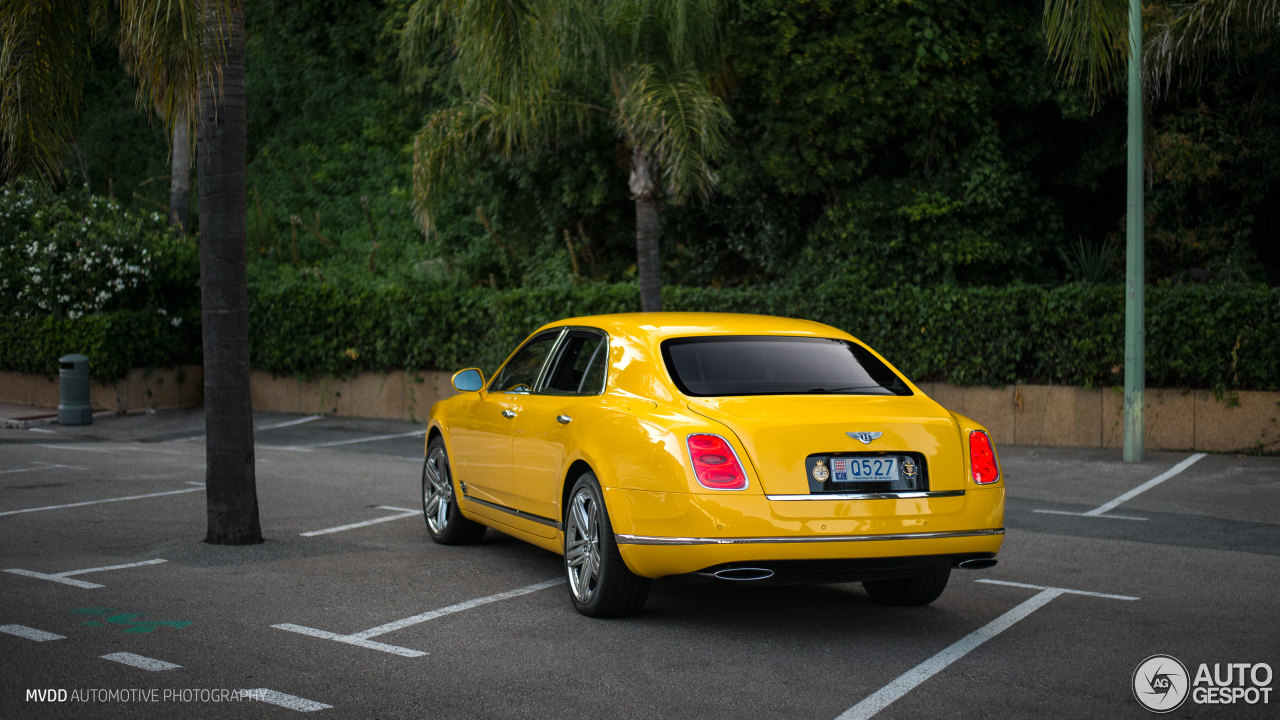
[502,410,517,419]
[556,415,572,425]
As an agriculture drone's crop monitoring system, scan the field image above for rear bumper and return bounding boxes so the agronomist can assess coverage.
[691,553,998,585]
[604,485,1004,578]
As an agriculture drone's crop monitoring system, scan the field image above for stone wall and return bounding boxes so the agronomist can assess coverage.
[0,367,203,415]
[3,368,1276,452]
[920,382,1279,453]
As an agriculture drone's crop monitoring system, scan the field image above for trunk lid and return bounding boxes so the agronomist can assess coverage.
[686,394,966,495]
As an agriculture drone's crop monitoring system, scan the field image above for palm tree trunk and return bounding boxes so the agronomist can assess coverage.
[630,147,661,312]
[170,109,191,232]
[197,1,260,545]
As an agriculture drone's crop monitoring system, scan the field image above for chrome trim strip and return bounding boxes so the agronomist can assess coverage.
[614,528,1004,546]
[463,495,562,531]
[766,489,966,502]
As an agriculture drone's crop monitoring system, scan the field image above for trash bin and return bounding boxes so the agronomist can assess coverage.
[58,354,93,426]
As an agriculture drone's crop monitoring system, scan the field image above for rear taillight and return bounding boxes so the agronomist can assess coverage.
[686,434,749,490]
[969,430,1000,485]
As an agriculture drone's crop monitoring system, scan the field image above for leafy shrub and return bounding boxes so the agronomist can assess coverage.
[0,182,197,319]
[0,183,200,378]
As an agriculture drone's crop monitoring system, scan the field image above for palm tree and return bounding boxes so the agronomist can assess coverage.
[195,1,260,545]
[403,0,732,312]
[1044,0,1279,103]
[1,0,261,544]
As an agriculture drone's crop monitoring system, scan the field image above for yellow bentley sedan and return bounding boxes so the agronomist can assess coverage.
[424,313,1004,617]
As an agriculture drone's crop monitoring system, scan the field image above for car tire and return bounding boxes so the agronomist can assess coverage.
[862,568,950,606]
[564,472,651,618]
[422,437,485,545]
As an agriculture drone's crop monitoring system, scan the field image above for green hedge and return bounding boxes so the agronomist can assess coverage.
[1,308,201,380]
[245,281,1280,393]
[7,280,1278,393]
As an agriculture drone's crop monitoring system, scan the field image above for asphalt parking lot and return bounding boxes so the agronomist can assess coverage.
[1,410,1277,719]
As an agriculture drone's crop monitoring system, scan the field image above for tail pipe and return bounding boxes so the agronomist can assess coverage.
[956,557,998,570]
[710,567,776,582]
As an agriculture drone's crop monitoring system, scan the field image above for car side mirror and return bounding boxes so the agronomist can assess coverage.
[451,368,485,393]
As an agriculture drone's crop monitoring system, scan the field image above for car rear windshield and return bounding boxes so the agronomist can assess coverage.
[661,336,912,397]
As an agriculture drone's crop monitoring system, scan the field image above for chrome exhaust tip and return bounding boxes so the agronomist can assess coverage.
[956,558,998,570]
[712,567,776,582]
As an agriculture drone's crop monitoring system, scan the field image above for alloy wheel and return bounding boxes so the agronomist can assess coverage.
[565,487,601,603]
[423,447,453,535]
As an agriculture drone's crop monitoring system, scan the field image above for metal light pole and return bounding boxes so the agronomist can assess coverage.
[1123,0,1145,462]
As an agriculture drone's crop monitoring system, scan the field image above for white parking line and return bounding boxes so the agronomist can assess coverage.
[101,652,180,671]
[0,487,202,517]
[256,445,316,453]
[0,624,65,642]
[244,688,333,712]
[300,507,419,537]
[0,461,89,475]
[1033,452,1207,520]
[270,624,430,657]
[273,578,564,657]
[281,430,427,451]
[5,559,167,589]
[36,443,191,456]
[974,578,1140,601]
[835,580,1139,720]
[167,415,324,443]
[257,415,325,431]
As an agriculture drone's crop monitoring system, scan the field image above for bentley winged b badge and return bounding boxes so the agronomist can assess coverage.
[846,431,883,445]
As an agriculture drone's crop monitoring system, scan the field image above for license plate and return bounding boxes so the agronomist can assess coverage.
[832,457,899,482]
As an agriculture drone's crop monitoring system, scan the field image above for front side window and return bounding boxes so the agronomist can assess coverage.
[661,336,912,397]
[490,331,561,393]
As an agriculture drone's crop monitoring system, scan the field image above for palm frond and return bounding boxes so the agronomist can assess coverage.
[1146,0,1280,94]
[605,0,722,71]
[411,106,475,232]
[0,0,233,180]
[115,0,222,139]
[411,91,598,228]
[1043,0,1130,104]
[428,0,562,107]
[399,0,449,90]
[0,0,97,180]
[617,62,730,203]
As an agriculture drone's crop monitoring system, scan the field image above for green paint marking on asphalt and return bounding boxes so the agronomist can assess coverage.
[71,607,191,634]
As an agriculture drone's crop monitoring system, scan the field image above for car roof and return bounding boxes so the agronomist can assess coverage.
[542,312,854,343]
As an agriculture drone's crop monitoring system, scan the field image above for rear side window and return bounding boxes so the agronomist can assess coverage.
[661,336,911,397]
[543,332,607,395]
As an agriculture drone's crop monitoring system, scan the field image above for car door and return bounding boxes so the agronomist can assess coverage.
[507,329,609,528]
[448,329,562,507]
